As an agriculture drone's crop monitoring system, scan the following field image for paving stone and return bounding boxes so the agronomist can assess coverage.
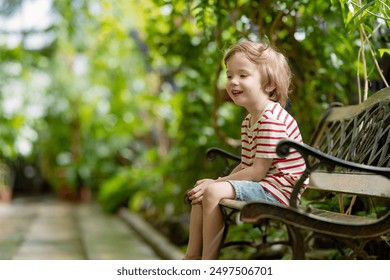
[0,197,161,260]
[0,203,37,259]
[77,204,160,260]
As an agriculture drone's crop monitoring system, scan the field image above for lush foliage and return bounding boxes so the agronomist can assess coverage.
[336,0,389,101]
[0,0,389,254]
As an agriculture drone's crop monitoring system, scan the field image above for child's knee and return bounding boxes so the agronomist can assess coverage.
[203,182,226,202]
[203,183,215,197]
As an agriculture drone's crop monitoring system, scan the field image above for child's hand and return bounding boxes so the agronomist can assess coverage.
[187,179,215,205]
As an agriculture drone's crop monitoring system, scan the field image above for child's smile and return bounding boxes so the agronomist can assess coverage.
[232,89,243,97]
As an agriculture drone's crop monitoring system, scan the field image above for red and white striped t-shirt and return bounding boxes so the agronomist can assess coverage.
[240,102,306,206]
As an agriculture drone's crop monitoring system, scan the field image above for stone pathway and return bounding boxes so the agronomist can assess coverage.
[0,196,160,260]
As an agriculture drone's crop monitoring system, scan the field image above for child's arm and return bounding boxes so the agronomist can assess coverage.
[194,157,272,191]
[216,157,272,183]
[229,163,242,175]
[188,157,272,204]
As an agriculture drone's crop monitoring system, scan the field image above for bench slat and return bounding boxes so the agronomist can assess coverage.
[325,88,390,122]
[306,207,376,223]
[219,198,246,210]
[220,199,377,224]
[308,171,390,198]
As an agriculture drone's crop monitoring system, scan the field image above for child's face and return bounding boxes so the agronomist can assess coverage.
[225,52,267,109]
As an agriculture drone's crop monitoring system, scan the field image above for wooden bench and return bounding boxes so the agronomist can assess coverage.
[206,87,390,259]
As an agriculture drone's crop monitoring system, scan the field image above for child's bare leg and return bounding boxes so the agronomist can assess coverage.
[183,203,203,259]
[201,182,235,260]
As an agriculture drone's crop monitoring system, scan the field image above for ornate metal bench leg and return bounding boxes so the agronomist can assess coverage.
[286,225,305,259]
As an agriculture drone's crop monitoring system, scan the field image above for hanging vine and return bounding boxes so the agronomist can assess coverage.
[337,0,390,102]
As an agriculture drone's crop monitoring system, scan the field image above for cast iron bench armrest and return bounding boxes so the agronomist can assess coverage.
[240,200,390,239]
[206,147,241,177]
[276,139,390,209]
[206,147,241,162]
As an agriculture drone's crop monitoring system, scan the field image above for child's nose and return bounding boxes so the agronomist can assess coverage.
[230,77,238,85]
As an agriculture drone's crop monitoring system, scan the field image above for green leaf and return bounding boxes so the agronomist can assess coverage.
[128,191,146,212]
[334,0,348,24]
[347,0,376,27]
[379,49,390,57]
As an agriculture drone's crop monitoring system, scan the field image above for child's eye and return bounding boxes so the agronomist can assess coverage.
[240,74,248,78]
[226,75,232,79]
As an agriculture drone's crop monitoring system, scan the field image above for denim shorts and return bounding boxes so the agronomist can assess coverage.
[228,180,279,203]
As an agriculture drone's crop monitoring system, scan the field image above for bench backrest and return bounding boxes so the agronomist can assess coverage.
[307,87,390,198]
[311,87,390,167]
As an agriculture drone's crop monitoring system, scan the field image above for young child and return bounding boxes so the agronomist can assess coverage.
[184,41,306,260]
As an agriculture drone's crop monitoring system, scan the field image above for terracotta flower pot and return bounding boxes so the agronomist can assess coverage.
[0,187,12,203]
